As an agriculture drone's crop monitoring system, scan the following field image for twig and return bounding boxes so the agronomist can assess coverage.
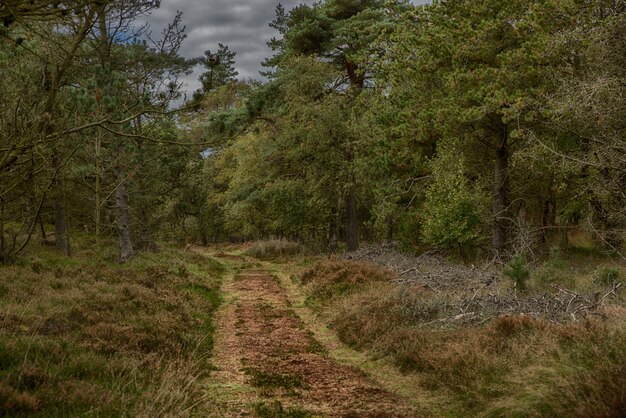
[463,282,488,312]
[586,220,626,262]
[566,294,577,313]
[598,282,623,305]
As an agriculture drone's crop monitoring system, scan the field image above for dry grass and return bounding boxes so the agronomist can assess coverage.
[300,258,626,417]
[300,258,395,302]
[243,239,303,260]
[0,240,223,416]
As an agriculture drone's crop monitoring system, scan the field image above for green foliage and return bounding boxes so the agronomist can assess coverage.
[504,255,530,291]
[422,152,487,249]
[2,0,624,262]
[532,247,574,288]
[198,43,238,93]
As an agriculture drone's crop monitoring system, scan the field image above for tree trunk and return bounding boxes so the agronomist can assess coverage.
[39,216,47,240]
[492,130,509,254]
[54,199,70,255]
[541,195,556,244]
[345,187,358,251]
[386,215,394,244]
[116,170,134,262]
[0,199,5,264]
[137,205,158,252]
[54,166,70,256]
[95,132,102,249]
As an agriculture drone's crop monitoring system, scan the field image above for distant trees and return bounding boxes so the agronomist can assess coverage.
[1,0,624,261]
[186,0,625,257]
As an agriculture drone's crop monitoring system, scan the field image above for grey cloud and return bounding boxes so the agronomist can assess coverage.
[144,0,429,96]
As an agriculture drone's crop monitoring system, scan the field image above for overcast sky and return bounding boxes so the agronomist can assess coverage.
[144,1,428,97]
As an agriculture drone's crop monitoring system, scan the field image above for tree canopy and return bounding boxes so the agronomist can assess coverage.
[1,0,624,262]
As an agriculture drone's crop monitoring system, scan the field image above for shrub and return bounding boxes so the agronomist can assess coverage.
[532,248,574,288]
[503,255,530,291]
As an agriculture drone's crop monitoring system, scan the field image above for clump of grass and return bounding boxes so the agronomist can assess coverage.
[0,382,40,414]
[244,239,303,260]
[531,246,575,288]
[485,320,626,417]
[254,401,313,418]
[244,368,306,391]
[300,259,395,303]
[594,267,622,285]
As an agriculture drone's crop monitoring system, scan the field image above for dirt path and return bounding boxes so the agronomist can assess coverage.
[207,254,416,417]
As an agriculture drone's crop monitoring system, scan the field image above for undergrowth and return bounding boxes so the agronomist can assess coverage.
[299,257,626,417]
[300,258,395,304]
[0,240,223,416]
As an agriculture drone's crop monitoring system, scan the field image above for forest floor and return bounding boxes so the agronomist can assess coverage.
[2,240,625,417]
[203,249,417,417]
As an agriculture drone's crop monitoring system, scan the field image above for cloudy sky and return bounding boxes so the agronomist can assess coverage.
[145,1,428,97]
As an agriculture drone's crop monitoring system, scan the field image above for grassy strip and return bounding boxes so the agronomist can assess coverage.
[0,240,223,416]
[299,258,626,417]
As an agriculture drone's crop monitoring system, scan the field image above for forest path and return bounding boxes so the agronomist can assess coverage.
[203,250,417,417]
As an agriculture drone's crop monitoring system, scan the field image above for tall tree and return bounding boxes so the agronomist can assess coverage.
[198,43,238,93]
[383,0,583,254]
[263,0,391,250]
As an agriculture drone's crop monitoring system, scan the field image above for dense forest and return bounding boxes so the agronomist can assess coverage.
[1,0,626,416]
[1,0,624,262]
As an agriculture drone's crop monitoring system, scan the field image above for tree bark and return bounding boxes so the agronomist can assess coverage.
[116,169,134,262]
[0,199,5,264]
[54,198,70,256]
[541,194,556,243]
[492,130,509,253]
[345,187,359,251]
[39,216,47,240]
[386,215,394,244]
[53,161,70,256]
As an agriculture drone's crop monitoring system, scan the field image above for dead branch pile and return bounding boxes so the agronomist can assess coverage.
[346,244,623,326]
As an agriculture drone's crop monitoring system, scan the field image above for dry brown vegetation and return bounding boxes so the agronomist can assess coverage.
[300,258,395,302]
[0,240,224,417]
[243,240,304,260]
[298,253,626,417]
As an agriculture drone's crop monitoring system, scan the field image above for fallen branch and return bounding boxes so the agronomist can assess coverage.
[399,267,418,276]
[598,282,623,305]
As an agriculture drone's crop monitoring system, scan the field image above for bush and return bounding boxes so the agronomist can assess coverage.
[532,247,574,288]
[503,255,530,291]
